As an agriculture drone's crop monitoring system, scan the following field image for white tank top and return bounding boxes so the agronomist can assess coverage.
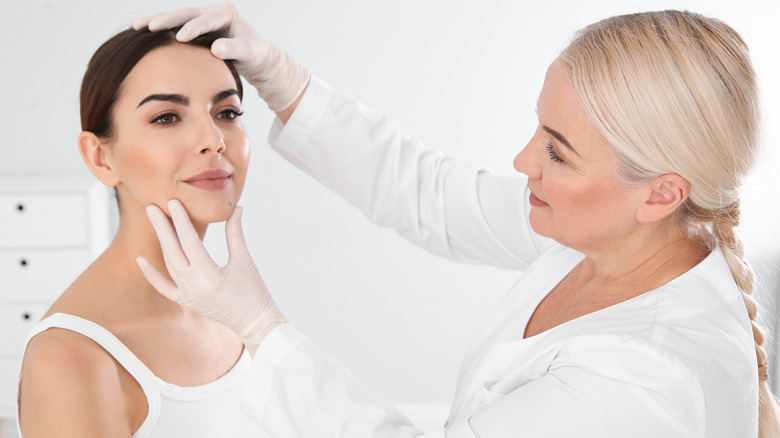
[19,313,267,437]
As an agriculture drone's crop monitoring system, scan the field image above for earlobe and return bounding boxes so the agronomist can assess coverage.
[637,174,690,223]
[78,131,119,187]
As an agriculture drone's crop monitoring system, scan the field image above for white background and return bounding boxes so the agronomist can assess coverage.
[2,0,778,432]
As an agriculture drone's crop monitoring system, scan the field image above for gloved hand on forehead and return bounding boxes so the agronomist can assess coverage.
[136,200,285,353]
[133,1,310,112]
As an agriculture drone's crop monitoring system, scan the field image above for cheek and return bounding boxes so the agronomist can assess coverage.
[544,171,613,221]
[110,136,183,196]
[542,168,581,211]
[228,134,251,188]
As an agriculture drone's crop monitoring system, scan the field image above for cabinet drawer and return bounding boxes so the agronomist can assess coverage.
[0,358,20,414]
[0,193,88,247]
[0,305,49,356]
[0,250,90,302]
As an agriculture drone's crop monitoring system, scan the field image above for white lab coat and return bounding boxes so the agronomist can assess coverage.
[241,76,758,437]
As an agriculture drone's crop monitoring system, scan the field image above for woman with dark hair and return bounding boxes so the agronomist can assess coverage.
[17,28,264,437]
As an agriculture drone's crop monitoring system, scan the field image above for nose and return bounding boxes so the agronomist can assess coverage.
[196,119,227,155]
[513,139,541,179]
[202,138,227,155]
[199,137,226,155]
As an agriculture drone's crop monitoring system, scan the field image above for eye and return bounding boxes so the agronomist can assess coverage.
[151,113,179,125]
[545,142,563,163]
[216,108,244,120]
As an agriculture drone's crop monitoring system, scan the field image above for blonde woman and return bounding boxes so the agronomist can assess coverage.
[135,3,779,437]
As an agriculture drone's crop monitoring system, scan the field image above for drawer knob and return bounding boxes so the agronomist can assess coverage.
[22,312,31,321]
[16,203,25,212]
[19,258,28,267]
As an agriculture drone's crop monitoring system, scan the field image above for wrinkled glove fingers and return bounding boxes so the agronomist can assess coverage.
[211,35,256,62]
[151,7,204,33]
[167,200,218,269]
[132,6,201,32]
[225,206,253,265]
[146,204,191,272]
[177,8,236,42]
[131,15,157,31]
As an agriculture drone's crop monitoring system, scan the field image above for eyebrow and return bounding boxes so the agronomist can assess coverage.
[136,89,240,109]
[542,125,580,156]
[212,89,240,104]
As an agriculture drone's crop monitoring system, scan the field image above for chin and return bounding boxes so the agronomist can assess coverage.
[528,212,551,238]
[181,199,237,225]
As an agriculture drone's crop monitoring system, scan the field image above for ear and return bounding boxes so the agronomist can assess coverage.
[636,174,690,223]
[79,131,119,187]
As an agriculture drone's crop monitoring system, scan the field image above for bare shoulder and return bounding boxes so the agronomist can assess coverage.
[19,328,139,437]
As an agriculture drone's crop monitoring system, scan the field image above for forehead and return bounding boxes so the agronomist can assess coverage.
[538,59,611,160]
[538,60,583,121]
[118,43,238,103]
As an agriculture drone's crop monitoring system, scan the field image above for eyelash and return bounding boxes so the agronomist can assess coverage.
[151,108,244,125]
[545,142,563,163]
[152,112,179,125]
[216,108,244,120]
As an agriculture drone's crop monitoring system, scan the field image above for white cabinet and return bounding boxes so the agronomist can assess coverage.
[0,174,111,419]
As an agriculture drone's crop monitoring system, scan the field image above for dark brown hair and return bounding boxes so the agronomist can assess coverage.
[80,27,243,139]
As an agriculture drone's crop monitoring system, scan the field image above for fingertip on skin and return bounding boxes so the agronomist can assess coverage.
[167,199,185,214]
[167,200,197,232]
[226,205,243,230]
[135,256,152,275]
[135,256,178,302]
[146,204,162,219]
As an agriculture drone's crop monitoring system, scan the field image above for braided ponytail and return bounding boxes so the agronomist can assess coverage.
[560,10,780,437]
[702,202,779,437]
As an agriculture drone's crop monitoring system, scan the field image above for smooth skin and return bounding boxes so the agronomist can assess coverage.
[516,60,708,338]
[19,43,250,437]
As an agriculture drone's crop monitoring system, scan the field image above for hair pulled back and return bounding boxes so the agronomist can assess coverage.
[560,10,777,436]
[80,27,243,139]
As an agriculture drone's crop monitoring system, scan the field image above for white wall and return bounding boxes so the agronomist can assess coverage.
[2,0,778,426]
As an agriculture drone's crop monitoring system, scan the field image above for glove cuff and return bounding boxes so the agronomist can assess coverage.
[237,305,288,349]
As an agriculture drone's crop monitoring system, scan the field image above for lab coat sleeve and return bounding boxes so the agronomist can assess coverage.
[243,326,705,438]
[242,324,474,438]
[467,335,707,437]
[268,75,552,270]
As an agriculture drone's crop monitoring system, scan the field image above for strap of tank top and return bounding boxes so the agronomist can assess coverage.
[24,313,162,433]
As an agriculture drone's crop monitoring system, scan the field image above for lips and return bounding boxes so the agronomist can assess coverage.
[183,169,231,190]
[529,192,549,207]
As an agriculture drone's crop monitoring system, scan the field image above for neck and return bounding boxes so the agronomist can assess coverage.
[575,224,708,299]
[99,203,209,305]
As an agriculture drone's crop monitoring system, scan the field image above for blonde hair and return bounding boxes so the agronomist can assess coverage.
[560,10,778,437]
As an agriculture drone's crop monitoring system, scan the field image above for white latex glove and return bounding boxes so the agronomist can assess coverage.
[136,200,285,352]
[132,1,310,112]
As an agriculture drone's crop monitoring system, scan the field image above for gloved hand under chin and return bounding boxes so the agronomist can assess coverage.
[132,1,310,112]
[136,200,285,353]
